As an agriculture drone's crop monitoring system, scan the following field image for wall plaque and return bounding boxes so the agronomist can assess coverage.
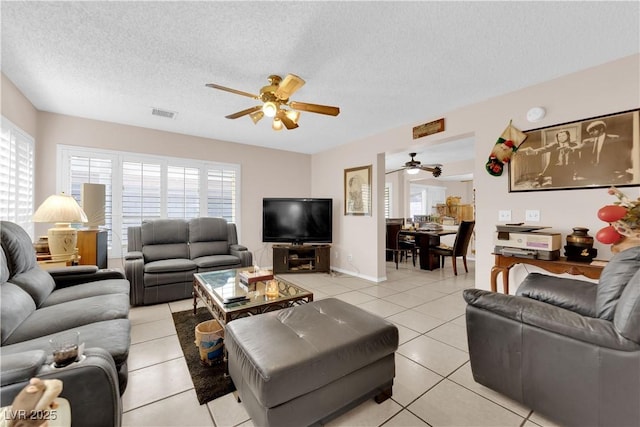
[413,118,445,139]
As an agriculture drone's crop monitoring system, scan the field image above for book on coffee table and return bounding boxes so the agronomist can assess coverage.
[239,269,273,285]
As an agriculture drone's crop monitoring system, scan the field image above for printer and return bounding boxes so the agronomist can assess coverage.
[493,225,561,260]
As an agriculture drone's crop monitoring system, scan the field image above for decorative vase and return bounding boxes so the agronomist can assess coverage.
[566,227,594,248]
[565,227,597,262]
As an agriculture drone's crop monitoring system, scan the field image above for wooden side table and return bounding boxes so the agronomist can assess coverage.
[491,254,607,294]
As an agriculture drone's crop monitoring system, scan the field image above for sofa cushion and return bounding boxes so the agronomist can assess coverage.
[0,248,9,283]
[144,258,196,273]
[3,293,130,344]
[1,283,36,345]
[614,268,640,343]
[40,279,130,308]
[0,221,38,277]
[596,246,640,320]
[141,219,190,262]
[193,255,241,269]
[9,268,56,307]
[189,218,230,259]
[0,318,131,368]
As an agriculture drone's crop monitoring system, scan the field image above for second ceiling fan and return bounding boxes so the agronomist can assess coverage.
[206,74,340,131]
[386,153,442,177]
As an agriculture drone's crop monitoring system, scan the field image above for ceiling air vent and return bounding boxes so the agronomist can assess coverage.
[151,108,177,119]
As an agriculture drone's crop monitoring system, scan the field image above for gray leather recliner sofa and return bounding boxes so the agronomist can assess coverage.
[0,221,131,427]
[464,246,640,427]
[125,217,253,306]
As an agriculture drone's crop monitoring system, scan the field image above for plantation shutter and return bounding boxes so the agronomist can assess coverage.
[167,165,200,219]
[0,119,35,237]
[207,167,236,222]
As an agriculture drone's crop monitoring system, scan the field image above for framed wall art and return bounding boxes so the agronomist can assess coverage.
[509,109,640,192]
[344,165,372,216]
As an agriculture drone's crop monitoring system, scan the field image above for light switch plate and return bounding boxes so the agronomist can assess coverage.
[525,210,541,222]
[498,210,512,221]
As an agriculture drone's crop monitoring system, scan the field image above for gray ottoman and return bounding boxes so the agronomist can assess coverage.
[225,298,399,427]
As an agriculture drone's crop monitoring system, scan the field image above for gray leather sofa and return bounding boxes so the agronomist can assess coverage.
[0,221,131,427]
[125,217,253,306]
[464,246,640,427]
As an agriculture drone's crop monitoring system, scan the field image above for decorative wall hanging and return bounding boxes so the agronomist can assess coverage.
[485,121,528,177]
[344,165,372,216]
[509,109,640,192]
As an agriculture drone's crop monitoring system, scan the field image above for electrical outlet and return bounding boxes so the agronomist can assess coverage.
[347,254,353,262]
[525,210,541,222]
[498,210,512,222]
[334,251,339,259]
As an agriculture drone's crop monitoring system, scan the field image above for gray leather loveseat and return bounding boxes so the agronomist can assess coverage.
[125,217,253,306]
[0,221,131,427]
[464,246,640,426]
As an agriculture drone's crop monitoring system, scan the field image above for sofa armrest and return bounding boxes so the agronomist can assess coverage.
[230,245,252,267]
[515,272,597,317]
[1,348,122,427]
[48,266,126,288]
[124,256,144,306]
[0,350,47,386]
[463,289,639,351]
[124,250,143,261]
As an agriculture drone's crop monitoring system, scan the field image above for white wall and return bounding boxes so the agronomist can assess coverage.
[313,54,640,288]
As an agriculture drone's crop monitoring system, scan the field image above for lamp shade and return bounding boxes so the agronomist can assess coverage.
[33,193,88,260]
[33,193,88,224]
[406,168,420,175]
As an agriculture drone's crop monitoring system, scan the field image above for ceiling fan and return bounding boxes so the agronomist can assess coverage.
[206,74,340,131]
[386,153,442,177]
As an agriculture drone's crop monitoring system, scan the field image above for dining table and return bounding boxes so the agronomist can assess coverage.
[398,228,458,270]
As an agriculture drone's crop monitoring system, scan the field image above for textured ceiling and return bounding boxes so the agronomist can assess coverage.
[2,1,639,171]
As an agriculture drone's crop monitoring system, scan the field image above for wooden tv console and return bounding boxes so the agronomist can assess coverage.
[272,244,331,274]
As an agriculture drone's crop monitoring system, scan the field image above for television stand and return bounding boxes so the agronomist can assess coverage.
[272,244,331,274]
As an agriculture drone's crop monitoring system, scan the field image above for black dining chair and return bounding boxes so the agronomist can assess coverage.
[386,223,417,269]
[430,220,475,275]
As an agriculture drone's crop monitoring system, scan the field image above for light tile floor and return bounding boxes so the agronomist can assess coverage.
[122,261,563,427]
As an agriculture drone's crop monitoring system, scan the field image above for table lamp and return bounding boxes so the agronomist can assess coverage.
[32,193,88,261]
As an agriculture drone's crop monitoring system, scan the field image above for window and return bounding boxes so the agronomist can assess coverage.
[409,184,445,219]
[59,146,241,257]
[0,117,34,238]
[384,183,391,218]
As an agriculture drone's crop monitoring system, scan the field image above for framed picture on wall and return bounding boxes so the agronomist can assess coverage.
[509,109,640,192]
[344,165,372,216]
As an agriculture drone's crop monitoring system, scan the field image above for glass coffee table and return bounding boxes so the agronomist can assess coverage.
[193,268,314,326]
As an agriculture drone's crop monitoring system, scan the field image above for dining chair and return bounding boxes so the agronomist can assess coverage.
[430,220,475,275]
[386,223,417,269]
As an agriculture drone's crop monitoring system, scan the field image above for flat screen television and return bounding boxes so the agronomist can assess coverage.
[262,198,333,244]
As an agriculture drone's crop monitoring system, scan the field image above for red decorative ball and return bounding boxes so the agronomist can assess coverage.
[596,225,624,244]
[597,205,627,223]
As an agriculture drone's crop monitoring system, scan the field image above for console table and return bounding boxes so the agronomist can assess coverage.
[491,254,607,294]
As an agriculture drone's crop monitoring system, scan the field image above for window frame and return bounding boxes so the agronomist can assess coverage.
[57,145,241,258]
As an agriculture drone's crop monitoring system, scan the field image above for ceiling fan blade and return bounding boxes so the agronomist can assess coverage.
[276,110,299,130]
[420,165,443,177]
[385,168,406,175]
[275,74,305,100]
[206,83,260,100]
[289,101,340,116]
[225,105,262,119]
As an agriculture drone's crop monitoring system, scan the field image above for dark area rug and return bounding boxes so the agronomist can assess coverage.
[171,307,235,405]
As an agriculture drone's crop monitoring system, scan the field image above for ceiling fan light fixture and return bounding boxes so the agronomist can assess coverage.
[406,167,420,175]
[272,117,283,131]
[262,101,278,117]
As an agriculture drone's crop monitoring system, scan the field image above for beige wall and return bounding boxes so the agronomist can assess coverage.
[1,73,37,136]
[35,112,312,265]
[313,54,640,287]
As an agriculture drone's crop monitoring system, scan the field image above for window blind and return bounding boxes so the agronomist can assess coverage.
[0,117,34,238]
